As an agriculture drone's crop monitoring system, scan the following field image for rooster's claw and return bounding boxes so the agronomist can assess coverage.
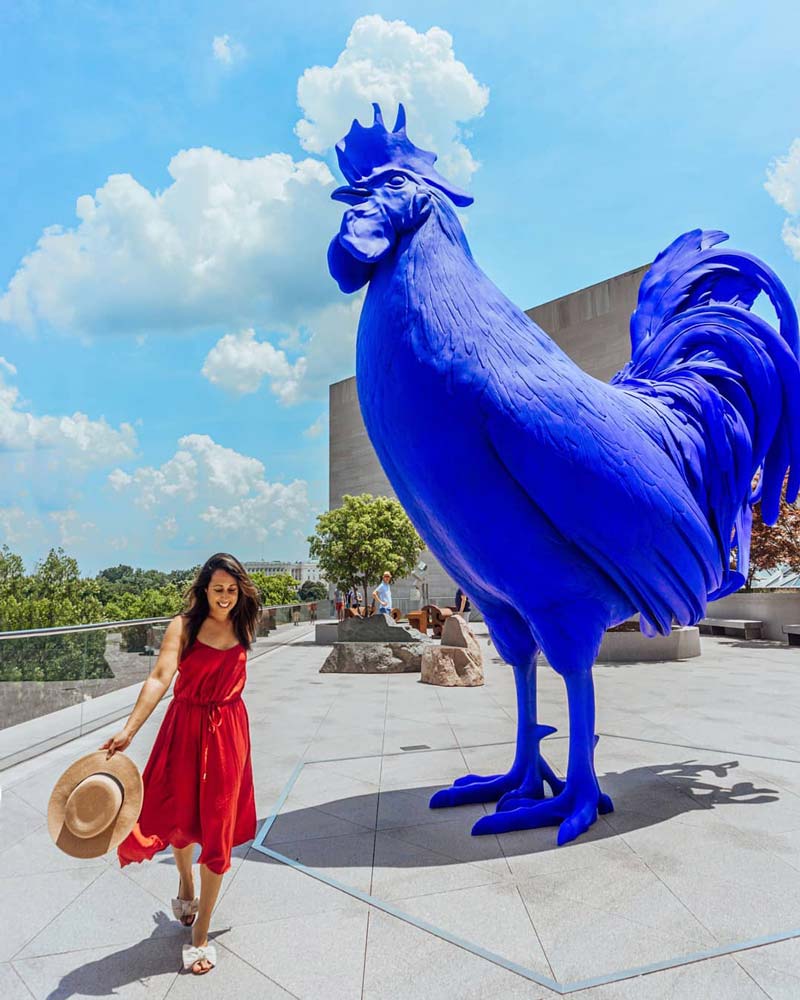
[471,789,614,842]
[430,775,518,808]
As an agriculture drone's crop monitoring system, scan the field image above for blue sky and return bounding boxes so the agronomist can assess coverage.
[2,1,800,574]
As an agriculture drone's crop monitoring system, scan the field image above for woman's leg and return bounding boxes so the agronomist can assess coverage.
[190,863,225,972]
[171,843,195,921]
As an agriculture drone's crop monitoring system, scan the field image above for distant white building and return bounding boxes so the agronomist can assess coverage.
[244,560,325,584]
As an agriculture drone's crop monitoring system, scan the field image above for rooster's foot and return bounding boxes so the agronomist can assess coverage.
[497,758,565,808]
[430,754,562,810]
[471,788,613,843]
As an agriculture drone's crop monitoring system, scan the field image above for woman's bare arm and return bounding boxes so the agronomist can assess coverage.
[100,615,185,758]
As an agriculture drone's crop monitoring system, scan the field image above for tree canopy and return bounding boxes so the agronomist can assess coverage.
[299,579,328,602]
[95,563,198,603]
[249,571,299,606]
[0,547,105,629]
[746,481,800,588]
[308,493,423,602]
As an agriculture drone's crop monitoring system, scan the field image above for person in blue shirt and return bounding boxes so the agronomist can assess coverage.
[373,572,393,615]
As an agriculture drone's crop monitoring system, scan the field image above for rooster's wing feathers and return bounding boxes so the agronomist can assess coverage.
[484,373,720,636]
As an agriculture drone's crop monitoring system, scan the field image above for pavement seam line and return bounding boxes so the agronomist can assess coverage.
[7,864,110,963]
[6,961,37,1000]
[213,938,302,998]
[516,884,558,983]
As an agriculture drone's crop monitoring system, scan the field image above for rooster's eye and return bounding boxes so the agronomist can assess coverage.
[387,174,407,187]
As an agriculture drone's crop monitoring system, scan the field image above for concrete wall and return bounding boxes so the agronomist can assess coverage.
[706,591,800,641]
[329,264,649,603]
[328,377,456,601]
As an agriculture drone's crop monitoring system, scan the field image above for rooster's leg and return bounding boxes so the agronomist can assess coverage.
[429,658,562,809]
[472,668,612,842]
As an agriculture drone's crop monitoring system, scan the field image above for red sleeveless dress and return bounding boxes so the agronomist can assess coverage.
[117,639,257,875]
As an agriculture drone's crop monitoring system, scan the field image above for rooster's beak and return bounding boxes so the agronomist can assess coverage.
[331,185,372,205]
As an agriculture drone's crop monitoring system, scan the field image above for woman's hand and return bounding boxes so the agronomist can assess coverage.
[100,729,133,758]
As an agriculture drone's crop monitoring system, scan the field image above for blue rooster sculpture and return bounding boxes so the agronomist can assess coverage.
[327,104,800,845]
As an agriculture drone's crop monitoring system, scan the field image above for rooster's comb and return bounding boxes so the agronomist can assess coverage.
[335,103,474,207]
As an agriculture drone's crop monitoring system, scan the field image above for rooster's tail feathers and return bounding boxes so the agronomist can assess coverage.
[629,229,799,358]
[613,229,800,601]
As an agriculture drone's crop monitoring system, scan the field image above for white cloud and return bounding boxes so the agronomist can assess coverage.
[202,328,306,402]
[0,362,137,468]
[202,297,362,404]
[109,433,310,544]
[109,447,198,510]
[200,480,308,540]
[0,506,38,545]
[295,14,489,184]
[50,509,95,547]
[0,148,339,337]
[303,414,326,439]
[212,34,245,65]
[0,16,487,407]
[766,139,800,216]
[766,139,800,261]
[157,516,178,538]
[291,298,363,401]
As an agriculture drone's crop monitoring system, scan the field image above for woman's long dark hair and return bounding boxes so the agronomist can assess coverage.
[180,553,261,656]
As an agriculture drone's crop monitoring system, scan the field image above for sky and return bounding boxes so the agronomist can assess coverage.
[2,1,800,575]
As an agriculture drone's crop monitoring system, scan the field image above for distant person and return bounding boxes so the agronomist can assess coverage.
[335,590,345,621]
[291,605,301,626]
[309,602,317,623]
[455,587,471,623]
[373,572,393,615]
[347,587,362,615]
[107,552,259,975]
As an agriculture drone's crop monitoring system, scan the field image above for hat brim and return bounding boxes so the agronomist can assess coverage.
[47,750,143,859]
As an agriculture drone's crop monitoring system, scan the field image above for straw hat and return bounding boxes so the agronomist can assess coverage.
[47,751,143,859]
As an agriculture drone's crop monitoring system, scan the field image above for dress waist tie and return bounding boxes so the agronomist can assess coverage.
[174,694,242,781]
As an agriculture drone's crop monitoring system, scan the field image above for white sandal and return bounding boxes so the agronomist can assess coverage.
[171,892,199,925]
[182,942,217,974]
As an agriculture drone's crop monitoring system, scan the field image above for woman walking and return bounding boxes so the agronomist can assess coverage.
[103,553,259,975]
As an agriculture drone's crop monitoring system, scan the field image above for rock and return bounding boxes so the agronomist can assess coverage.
[320,641,428,674]
[314,622,339,645]
[440,616,481,660]
[421,645,484,687]
[337,615,427,643]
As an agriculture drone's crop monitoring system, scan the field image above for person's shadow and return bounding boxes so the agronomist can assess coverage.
[41,912,231,1000]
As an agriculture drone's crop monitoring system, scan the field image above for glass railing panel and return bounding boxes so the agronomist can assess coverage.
[77,622,162,736]
[0,606,322,770]
[0,618,170,770]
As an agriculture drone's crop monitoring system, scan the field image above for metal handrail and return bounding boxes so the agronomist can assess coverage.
[0,602,319,641]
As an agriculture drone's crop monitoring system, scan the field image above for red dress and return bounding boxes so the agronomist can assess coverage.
[117,639,257,875]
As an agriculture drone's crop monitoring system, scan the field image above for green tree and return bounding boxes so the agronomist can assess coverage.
[16,548,106,627]
[0,545,25,590]
[103,585,183,622]
[249,572,299,606]
[308,494,423,606]
[0,548,110,680]
[299,580,327,602]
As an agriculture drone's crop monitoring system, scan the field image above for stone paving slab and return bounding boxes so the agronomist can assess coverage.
[1,624,800,997]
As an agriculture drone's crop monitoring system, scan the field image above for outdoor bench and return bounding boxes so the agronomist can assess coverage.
[699,618,763,640]
[782,624,800,646]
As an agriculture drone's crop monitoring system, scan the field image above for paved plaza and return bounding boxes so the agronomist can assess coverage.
[2,622,800,998]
